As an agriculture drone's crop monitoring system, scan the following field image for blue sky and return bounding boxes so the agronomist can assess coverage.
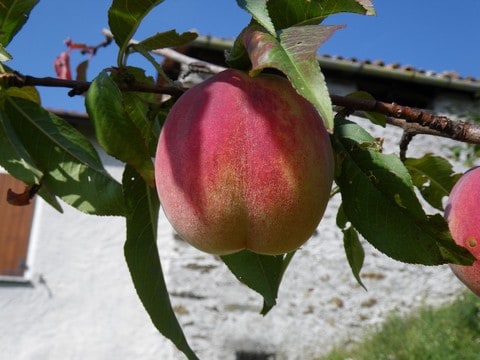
[7,0,480,112]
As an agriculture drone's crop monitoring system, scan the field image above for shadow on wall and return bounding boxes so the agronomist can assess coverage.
[236,350,276,360]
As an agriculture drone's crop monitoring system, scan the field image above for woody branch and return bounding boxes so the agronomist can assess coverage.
[3,65,480,147]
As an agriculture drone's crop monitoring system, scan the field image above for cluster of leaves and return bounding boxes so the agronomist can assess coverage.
[0,1,474,359]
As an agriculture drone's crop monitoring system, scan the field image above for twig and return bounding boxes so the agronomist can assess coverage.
[153,47,227,75]
[399,131,416,161]
[101,29,227,76]
[65,34,113,56]
[384,117,459,140]
[331,95,480,145]
[2,72,184,98]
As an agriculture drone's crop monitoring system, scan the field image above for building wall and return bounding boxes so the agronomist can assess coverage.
[0,157,172,359]
[1,86,479,360]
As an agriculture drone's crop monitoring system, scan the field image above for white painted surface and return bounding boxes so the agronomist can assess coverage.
[0,92,479,360]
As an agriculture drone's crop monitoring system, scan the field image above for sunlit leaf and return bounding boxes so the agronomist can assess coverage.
[0,66,40,103]
[86,70,155,186]
[242,23,342,131]
[236,0,276,35]
[0,44,12,62]
[5,86,40,104]
[0,0,39,46]
[123,165,199,360]
[138,30,198,50]
[108,0,164,65]
[222,250,295,315]
[267,0,375,29]
[332,118,473,265]
[122,92,160,156]
[405,154,461,210]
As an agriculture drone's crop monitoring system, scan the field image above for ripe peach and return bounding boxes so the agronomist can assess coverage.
[155,69,334,255]
[445,167,480,296]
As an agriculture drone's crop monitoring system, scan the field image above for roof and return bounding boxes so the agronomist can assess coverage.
[317,54,480,95]
[187,35,480,104]
[52,34,480,123]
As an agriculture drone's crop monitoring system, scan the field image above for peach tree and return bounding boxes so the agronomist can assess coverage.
[0,1,478,359]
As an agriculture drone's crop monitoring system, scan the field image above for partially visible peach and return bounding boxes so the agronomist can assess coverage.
[445,167,480,296]
[155,69,334,255]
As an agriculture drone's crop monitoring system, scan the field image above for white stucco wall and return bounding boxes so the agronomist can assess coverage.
[0,158,172,359]
[1,88,479,360]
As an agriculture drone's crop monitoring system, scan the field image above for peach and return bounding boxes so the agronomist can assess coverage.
[445,167,480,296]
[155,69,334,255]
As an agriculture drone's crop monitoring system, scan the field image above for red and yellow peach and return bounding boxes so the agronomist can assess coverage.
[445,167,480,296]
[155,69,334,255]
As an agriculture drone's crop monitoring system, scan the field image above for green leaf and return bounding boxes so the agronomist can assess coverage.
[86,71,155,186]
[335,202,348,229]
[0,44,12,62]
[229,0,374,72]
[108,0,164,66]
[267,0,375,29]
[0,109,62,211]
[137,30,198,51]
[113,66,161,154]
[0,109,41,183]
[128,44,169,82]
[332,117,381,148]
[221,250,294,315]
[332,118,473,265]
[342,226,366,290]
[405,154,462,211]
[0,0,39,46]
[122,92,159,156]
[225,26,253,71]
[242,23,341,131]
[123,165,198,360]
[337,204,366,289]
[5,86,40,104]
[236,0,276,35]
[3,97,125,216]
[0,66,40,104]
[128,32,197,80]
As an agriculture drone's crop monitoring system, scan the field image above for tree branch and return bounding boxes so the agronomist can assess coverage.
[331,95,480,145]
[2,71,184,97]
[150,46,480,146]
[3,68,480,146]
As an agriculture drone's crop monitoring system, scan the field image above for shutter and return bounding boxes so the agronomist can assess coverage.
[0,174,35,277]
